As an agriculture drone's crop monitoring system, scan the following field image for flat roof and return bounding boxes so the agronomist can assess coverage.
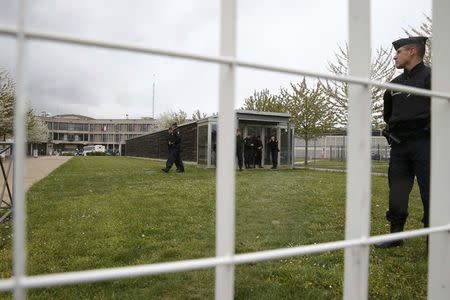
[236,110,291,118]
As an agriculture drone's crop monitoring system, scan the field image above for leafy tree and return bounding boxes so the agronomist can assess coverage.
[281,78,336,165]
[0,69,15,141]
[157,109,188,129]
[241,89,286,113]
[1,69,50,144]
[318,44,395,128]
[27,112,49,144]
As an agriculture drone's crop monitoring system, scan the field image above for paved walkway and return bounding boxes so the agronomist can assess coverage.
[1,156,72,206]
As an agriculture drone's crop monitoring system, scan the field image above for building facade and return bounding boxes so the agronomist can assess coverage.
[40,114,158,155]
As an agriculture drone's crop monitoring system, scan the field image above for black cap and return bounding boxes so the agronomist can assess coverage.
[392,36,428,50]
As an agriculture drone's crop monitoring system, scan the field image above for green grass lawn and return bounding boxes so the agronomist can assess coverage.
[296,159,389,174]
[0,157,427,299]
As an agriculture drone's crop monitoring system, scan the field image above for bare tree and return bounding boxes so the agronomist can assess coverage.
[191,109,208,121]
[318,44,396,128]
[403,14,432,66]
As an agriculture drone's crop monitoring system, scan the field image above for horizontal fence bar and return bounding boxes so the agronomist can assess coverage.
[1,224,448,292]
[0,25,450,100]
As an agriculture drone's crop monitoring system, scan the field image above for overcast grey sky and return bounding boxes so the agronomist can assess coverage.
[0,0,431,119]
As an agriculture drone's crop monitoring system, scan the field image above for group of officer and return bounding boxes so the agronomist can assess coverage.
[236,129,279,171]
[161,122,184,173]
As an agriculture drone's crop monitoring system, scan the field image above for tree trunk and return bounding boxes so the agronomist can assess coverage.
[304,135,309,166]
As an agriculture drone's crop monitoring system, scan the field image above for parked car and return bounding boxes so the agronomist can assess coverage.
[371,152,381,160]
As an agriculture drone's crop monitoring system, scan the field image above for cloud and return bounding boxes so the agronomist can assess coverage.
[0,0,432,120]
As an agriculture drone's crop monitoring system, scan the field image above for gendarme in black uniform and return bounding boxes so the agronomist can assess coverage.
[162,123,184,173]
[377,36,430,248]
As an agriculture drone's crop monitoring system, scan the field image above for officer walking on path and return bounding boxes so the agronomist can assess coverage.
[376,36,431,248]
[162,123,184,173]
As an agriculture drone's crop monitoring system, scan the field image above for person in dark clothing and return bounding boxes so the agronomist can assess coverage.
[376,36,431,248]
[162,123,184,173]
[236,129,244,171]
[171,123,184,172]
[254,136,263,168]
[243,135,254,169]
[268,135,279,169]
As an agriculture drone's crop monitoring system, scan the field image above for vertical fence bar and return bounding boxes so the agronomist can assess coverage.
[215,0,236,299]
[344,0,371,299]
[13,0,27,299]
[428,1,450,299]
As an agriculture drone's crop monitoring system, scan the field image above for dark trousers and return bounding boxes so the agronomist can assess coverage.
[270,150,278,168]
[166,148,184,171]
[255,150,262,167]
[387,136,430,227]
[244,149,254,168]
[236,150,243,170]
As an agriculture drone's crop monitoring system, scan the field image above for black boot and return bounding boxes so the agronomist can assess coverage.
[375,224,404,248]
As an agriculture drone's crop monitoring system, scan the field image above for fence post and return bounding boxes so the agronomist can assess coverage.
[215,0,237,299]
[344,0,371,299]
[428,1,450,298]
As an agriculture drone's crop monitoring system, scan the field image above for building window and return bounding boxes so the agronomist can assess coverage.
[74,123,84,131]
[58,122,68,130]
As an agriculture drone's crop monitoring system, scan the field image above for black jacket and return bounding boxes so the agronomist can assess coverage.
[168,130,181,150]
[383,62,431,134]
[268,139,279,152]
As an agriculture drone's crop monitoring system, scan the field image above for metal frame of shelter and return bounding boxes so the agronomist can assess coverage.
[0,0,449,299]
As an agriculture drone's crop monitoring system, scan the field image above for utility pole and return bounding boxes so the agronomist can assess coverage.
[152,74,155,119]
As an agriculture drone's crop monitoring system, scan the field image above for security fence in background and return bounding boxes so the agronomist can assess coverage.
[294,136,390,162]
[0,0,449,299]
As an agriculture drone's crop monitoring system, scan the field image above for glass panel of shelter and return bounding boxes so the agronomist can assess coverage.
[197,125,208,165]
[241,125,280,168]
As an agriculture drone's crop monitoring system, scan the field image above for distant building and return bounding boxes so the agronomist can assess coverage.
[39,114,158,155]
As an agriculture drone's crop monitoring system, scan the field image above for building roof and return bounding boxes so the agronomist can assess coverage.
[236,110,291,118]
[51,114,94,120]
[40,114,156,123]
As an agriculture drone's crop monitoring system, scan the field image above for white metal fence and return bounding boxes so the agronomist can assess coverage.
[0,0,449,299]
